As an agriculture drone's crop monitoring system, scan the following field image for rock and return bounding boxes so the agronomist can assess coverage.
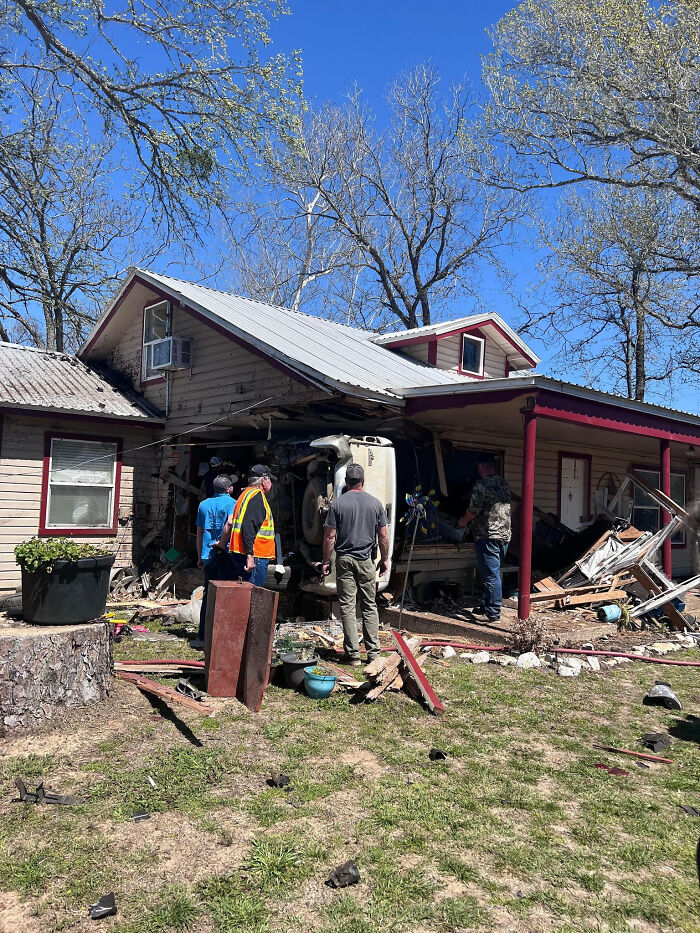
[442,646,457,659]
[581,642,594,651]
[601,659,618,668]
[471,651,490,664]
[648,642,674,656]
[459,652,477,661]
[675,635,697,649]
[557,664,580,677]
[558,656,583,674]
[496,655,515,666]
[515,651,541,669]
[586,656,601,672]
[632,645,648,655]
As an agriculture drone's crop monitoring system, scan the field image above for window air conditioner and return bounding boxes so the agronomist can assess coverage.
[150,337,193,371]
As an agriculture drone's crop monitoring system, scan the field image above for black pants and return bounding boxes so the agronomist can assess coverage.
[198,552,233,639]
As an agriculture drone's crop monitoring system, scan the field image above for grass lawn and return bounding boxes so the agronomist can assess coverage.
[1,629,699,932]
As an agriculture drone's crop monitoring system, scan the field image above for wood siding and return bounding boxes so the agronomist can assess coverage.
[433,334,507,378]
[0,415,159,592]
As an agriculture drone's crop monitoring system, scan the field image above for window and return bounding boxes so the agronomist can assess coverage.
[460,333,484,376]
[632,468,686,545]
[40,435,120,535]
[142,301,169,381]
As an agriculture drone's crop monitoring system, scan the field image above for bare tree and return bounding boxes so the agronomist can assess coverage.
[0,88,146,351]
[229,64,519,331]
[0,0,302,245]
[524,184,700,401]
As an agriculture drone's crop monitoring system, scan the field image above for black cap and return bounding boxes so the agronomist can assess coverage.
[346,463,365,482]
[250,463,277,480]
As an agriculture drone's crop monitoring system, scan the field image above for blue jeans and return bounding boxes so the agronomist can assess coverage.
[475,539,508,620]
[198,551,234,639]
[231,552,270,587]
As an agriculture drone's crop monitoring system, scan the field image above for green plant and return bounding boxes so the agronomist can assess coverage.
[308,665,330,676]
[14,537,112,573]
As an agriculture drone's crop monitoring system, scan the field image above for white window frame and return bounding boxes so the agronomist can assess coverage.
[632,468,686,546]
[141,300,170,381]
[460,333,485,377]
[44,437,119,532]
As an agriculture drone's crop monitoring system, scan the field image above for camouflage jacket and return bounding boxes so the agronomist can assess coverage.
[469,474,511,541]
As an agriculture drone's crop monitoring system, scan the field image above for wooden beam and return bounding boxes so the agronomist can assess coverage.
[628,564,687,631]
[391,630,445,715]
[116,671,214,714]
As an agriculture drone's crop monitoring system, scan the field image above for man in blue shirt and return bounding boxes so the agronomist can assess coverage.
[190,474,236,649]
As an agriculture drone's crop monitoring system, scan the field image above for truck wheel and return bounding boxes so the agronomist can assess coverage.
[302,476,326,545]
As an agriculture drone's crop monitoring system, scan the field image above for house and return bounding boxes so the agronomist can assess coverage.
[3,266,700,621]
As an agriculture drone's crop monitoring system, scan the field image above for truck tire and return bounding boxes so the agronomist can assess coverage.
[302,476,327,546]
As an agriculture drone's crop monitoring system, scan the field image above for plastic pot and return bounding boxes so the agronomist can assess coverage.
[280,653,320,690]
[304,666,338,699]
[21,554,115,625]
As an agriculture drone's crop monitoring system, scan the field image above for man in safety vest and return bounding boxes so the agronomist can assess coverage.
[217,464,276,587]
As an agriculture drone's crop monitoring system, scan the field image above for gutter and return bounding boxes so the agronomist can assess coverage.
[0,402,165,426]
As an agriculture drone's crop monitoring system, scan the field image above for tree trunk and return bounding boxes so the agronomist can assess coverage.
[632,266,646,401]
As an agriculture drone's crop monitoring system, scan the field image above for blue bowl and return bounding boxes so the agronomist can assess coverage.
[303,666,338,699]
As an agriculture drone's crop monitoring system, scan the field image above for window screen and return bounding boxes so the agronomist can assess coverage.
[142,301,169,379]
[461,334,484,375]
[46,438,118,529]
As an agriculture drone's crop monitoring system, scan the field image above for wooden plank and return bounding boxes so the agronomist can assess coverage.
[534,577,565,594]
[617,526,645,541]
[555,590,628,608]
[116,671,214,714]
[314,660,364,689]
[592,743,673,764]
[628,564,687,631]
[391,630,445,715]
[530,583,617,602]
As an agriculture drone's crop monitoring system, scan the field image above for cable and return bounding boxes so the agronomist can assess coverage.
[63,396,280,471]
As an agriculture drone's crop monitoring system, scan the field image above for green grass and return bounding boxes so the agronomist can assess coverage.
[2,635,700,932]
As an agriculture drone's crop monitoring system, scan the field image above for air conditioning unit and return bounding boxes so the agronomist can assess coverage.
[150,337,192,371]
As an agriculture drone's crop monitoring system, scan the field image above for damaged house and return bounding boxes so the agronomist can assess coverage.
[2,267,700,620]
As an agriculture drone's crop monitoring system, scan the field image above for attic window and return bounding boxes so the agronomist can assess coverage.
[460,333,484,376]
[142,301,170,381]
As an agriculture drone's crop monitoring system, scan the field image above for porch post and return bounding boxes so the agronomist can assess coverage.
[518,408,537,620]
[660,438,672,578]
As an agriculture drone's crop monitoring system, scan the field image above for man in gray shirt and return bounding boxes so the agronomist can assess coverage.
[322,463,389,666]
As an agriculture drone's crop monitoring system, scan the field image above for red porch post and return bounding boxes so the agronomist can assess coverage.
[660,438,672,578]
[518,408,537,620]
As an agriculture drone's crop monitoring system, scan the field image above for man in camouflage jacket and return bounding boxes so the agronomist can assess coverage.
[458,454,511,622]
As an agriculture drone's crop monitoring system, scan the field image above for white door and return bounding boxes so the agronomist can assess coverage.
[560,456,588,530]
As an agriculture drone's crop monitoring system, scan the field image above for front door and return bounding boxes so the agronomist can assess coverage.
[560,455,588,530]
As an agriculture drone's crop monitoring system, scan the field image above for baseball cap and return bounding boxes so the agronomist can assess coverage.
[209,455,224,468]
[250,463,277,480]
[346,463,364,482]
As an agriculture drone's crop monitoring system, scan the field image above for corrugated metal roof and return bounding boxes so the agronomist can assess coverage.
[0,342,162,422]
[126,270,468,400]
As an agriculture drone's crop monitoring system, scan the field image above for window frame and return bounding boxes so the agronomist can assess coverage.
[39,432,122,536]
[631,465,687,548]
[140,300,170,385]
[459,332,485,377]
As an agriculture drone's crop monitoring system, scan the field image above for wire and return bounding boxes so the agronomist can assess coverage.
[64,396,280,471]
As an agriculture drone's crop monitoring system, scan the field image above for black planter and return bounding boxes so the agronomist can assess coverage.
[21,554,115,625]
[280,653,320,690]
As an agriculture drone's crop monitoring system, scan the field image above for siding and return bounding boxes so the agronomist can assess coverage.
[0,415,159,592]
[430,425,694,578]
[400,343,429,364]
[434,333,507,378]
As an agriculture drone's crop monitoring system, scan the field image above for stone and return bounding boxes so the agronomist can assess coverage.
[442,646,457,659]
[515,651,541,669]
[558,656,583,674]
[648,642,674,656]
[601,659,618,669]
[586,657,601,672]
[581,642,595,651]
[496,655,515,666]
[459,652,477,660]
[471,651,490,664]
[557,664,580,677]
[675,635,697,649]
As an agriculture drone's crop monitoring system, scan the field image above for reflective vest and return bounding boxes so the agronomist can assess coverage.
[229,487,275,558]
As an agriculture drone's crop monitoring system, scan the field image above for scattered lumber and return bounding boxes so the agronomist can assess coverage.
[116,670,214,714]
[628,564,686,631]
[391,630,445,716]
[316,660,364,690]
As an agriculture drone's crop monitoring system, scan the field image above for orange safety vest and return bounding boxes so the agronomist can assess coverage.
[228,486,275,558]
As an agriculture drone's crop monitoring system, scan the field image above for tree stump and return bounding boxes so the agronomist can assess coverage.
[0,620,113,730]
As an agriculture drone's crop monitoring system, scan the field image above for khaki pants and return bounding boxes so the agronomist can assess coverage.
[336,554,382,661]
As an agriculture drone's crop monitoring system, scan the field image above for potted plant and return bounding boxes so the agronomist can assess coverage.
[278,642,320,690]
[303,665,338,699]
[15,537,115,625]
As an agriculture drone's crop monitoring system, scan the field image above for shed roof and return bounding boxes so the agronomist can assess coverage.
[0,342,163,423]
[83,269,472,402]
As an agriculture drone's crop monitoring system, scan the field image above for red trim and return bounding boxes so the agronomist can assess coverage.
[405,387,533,416]
[458,330,486,378]
[427,337,437,366]
[39,432,123,537]
[83,273,324,391]
[0,412,3,459]
[557,452,592,524]
[380,319,539,367]
[518,410,537,620]
[140,301,167,387]
[660,440,672,575]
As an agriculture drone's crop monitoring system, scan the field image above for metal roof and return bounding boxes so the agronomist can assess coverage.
[0,342,163,422]
[87,270,469,402]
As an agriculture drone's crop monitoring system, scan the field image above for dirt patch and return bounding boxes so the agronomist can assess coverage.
[338,748,387,779]
[0,890,44,933]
